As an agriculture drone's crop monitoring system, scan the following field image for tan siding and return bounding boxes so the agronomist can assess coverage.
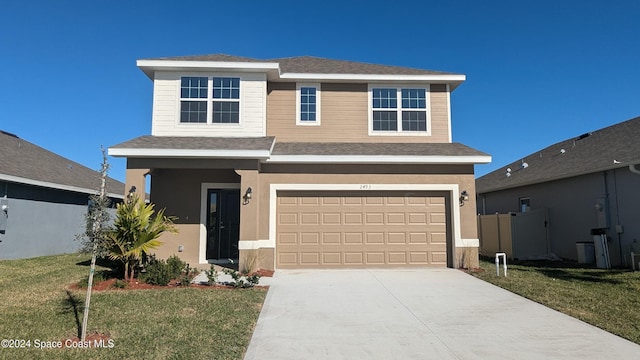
[267,82,452,143]
[429,84,450,142]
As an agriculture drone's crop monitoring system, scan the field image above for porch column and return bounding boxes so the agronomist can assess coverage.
[235,169,262,272]
[124,168,149,199]
[235,169,259,242]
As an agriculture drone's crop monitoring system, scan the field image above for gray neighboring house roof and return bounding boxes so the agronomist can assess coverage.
[476,116,640,194]
[0,130,125,198]
[109,136,489,164]
[141,53,461,76]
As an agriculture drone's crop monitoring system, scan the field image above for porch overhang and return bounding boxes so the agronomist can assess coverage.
[108,136,491,165]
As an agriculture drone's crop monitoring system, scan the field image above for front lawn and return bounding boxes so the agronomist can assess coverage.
[469,257,640,344]
[0,254,266,359]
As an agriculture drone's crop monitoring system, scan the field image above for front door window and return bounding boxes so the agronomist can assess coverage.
[206,189,240,261]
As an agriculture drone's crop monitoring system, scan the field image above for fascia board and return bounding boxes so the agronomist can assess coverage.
[0,174,124,199]
[108,148,272,159]
[137,60,280,79]
[265,155,492,164]
[279,73,466,83]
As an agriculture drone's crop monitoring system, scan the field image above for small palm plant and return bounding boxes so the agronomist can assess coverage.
[107,194,177,281]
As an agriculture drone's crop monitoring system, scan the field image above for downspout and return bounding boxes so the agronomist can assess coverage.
[630,164,640,175]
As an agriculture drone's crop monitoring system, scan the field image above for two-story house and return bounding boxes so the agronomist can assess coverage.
[109,54,490,271]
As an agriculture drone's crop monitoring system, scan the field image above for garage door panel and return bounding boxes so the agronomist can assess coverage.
[388,232,407,244]
[409,232,428,244]
[431,252,448,264]
[409,213,428,224]
[387,213,406,224]
[323,252,341,264]
[322,232,341,244]
[365,213,384,224]
[344,252,364,264]
[277,192,448,268]
[322,213,341,225]
[366,252,385,264]
[344,232,363,244]
[300,232,320,244]
[431,232,447,244]
[409,252,429,264]
[430,212,446,225]
[279,213,298,225]
[279,232,298,244]
[344,213,363,224]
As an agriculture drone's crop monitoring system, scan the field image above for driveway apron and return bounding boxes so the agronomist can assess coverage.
[245,269,640,360]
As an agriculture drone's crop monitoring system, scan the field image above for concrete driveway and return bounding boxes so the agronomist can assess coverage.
[245,269,640,360]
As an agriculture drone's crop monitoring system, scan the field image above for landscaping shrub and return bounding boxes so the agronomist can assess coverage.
[167,254,187,280]
[140,256,172,286]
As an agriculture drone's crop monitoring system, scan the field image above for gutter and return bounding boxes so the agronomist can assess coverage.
[630,164,640,175]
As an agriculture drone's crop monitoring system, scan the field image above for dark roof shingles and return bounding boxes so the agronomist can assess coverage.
[111,136,276,151]
[112,136,487,158]
[272,142,488,157]
[476,116,640,193]
[141,53,458,76]
[0,131,125,195]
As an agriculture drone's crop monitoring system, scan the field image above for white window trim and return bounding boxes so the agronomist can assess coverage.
[296,83,321,126]
[177,74,243,127]
[367,84,431,136]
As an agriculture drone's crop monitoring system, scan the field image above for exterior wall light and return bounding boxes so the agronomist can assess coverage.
[243,187,253,205]
[459,190,469,206]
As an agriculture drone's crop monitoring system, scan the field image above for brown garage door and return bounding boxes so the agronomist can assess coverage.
[276,191,448,268]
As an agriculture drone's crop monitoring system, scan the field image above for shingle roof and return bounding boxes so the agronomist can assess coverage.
[110,136,488,161]
[145,54,263,63]
[142,53,460,76]
[476,116,640,193]
[111,136,276,151]
[269,56,457,75]
[0,130,125,197]
[272,142,487,157]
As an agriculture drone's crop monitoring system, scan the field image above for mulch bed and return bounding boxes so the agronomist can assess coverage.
[72,269,274,291]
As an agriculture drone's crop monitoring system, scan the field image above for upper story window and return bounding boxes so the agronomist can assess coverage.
[370,86,429,134]
[296,83,320,125]
[180,76,240,124]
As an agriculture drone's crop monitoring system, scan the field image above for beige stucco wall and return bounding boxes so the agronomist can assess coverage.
[125,160,478,270]
[266,83,451,143]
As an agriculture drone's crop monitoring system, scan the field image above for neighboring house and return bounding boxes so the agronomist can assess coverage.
[108,54,490,271]
[0,130,125,260]
[476,116,640,267]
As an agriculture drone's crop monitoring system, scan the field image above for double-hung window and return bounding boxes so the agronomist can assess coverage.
[296,83,320,125]
[371,86,429,133]
[180,76,241,124]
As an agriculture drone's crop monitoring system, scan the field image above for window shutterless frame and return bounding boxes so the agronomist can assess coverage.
[368,84,431,136]
[296,83,321,125]
[179,76,241,125]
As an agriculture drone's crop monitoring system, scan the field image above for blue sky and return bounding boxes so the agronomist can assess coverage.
[1,0,638,183]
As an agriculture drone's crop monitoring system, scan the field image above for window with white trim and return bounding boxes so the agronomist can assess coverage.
[371,86,429,133]
[180,76,240,124]
[296,83,320,125]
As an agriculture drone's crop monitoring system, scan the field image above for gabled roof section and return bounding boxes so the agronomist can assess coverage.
[0,130,125,198]
[109,136,490,165]
[136,53,465,88]
[476,116,640,194]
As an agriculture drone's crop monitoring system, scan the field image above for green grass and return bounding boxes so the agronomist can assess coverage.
[470,257,640,344]
[0,254,266,359]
